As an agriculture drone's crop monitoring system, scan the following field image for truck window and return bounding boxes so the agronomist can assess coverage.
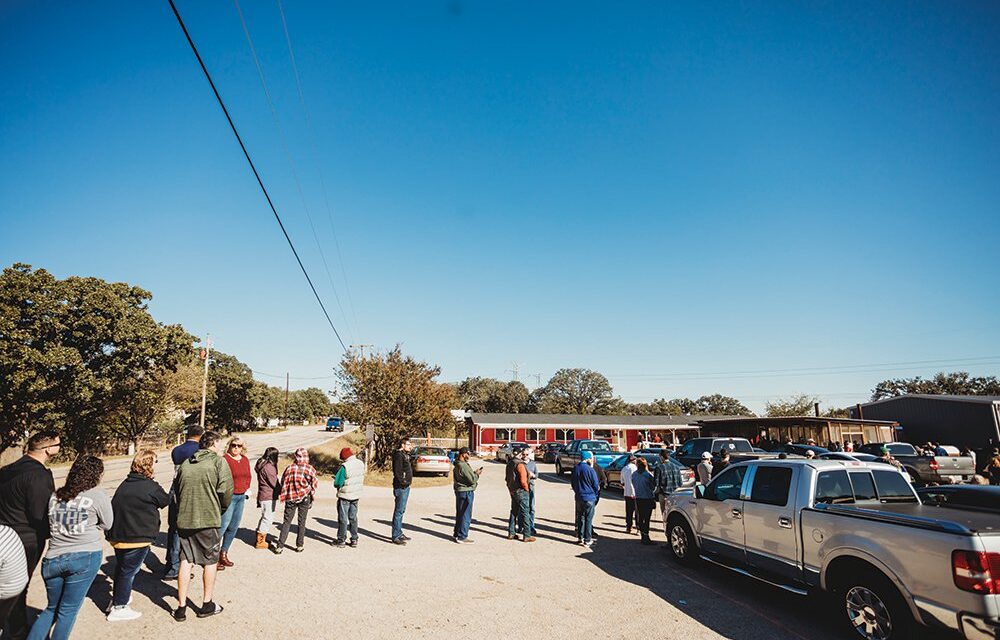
[848,472,878,502]
[712,439,753,454]
[887,443,917,456]
[749,466,792,507]
[690,441,711,456]
[704,466,747,501]
[581,441,611,452]
[872,470,918,503]
[815,470,854,505]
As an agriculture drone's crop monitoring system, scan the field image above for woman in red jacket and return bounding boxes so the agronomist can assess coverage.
[218,437,251,569]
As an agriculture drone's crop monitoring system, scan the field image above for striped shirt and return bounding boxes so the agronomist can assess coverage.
[0,524,28,599]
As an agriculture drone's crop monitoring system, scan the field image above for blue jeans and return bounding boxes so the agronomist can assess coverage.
[575,499,596,543]
[219,493,246,552]
[507,489,532,538]
[391,487,410,540]
[337,499,359,543]
[28,550,102,640]
[454,491,474,540]
[112,546,149,606]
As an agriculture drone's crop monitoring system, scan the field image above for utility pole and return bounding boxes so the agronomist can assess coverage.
[505,362,520,382]
[350,344,374,359]
[528,373,542,388]
[284,372,290,425]
[199,335,212,429]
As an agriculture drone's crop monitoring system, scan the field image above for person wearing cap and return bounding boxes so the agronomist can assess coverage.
[696,451,713,485]
[333,447,365,548]
[878,446,904,472]
[570,451,600,547]
[620,453,638,535]
[711,449,731,479]
[452,447,481,543]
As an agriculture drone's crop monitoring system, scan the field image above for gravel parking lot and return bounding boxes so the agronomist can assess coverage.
[27,445,950,640]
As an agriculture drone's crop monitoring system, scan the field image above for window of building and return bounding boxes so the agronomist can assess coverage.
[494,428,512,441]
[526,428,544,441]
[593,429,612,439]
[555,429,574,441]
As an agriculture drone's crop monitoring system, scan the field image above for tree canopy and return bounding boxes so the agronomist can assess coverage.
[871,371,1000,401]
[456,377,530,413]
[532,368,618,414]
[764,394,818,417]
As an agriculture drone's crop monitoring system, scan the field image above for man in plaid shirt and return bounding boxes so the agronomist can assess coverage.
[653,448,683,520]
[273,448,318,554]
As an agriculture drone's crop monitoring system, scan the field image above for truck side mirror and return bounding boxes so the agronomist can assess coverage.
[694,484,705,499]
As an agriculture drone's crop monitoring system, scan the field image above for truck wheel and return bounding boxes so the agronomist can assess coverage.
[555,461,564,476]
[666,517,697,565]
[840,570,913,640]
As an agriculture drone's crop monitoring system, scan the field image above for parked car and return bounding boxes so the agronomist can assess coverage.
[410,446,451,476]
[325,416,344,432]
[663,458,1000,640]
[555,439,619,475]
[605,452,695,488]
[672,437,777,470]
[819,452,882,464]
[495,442,529,463]
[917,485,1000,515]
[539,442,565,463]
[856,441,976,485]
[765,443,830,457]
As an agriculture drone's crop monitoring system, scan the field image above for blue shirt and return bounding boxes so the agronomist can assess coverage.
[171,440,200,466]
[632,470,656,500]
[570,462,600,502]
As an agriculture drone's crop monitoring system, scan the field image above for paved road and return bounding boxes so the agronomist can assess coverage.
[36,453,952,640]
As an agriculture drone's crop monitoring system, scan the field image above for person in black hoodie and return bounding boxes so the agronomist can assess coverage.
[105,450,170,623]
[0,430,58,640]
[390,438,413,545]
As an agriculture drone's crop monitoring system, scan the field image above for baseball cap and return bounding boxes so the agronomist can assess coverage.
[458,446,470,456]
[582,451,594,461]
[701,451,712,460]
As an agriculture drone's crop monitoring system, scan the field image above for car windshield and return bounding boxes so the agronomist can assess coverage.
[581,441,611,452]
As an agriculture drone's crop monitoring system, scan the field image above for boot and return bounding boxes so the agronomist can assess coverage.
[219,550,234,568]
[255,532,267,549]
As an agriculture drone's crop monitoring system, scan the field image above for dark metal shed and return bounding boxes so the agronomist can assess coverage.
[850,394,1000,452]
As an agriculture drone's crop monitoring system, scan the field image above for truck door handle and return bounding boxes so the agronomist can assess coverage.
[778,517,792,529]
[731,508,742,519]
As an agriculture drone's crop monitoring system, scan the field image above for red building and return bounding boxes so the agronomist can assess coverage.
[466,413,710,454]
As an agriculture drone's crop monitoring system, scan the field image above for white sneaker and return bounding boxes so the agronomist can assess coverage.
[104,596,133,614]
[107,605,142,622]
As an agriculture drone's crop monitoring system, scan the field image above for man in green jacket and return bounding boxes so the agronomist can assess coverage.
[172,430,233,622]
[452,447,481,543]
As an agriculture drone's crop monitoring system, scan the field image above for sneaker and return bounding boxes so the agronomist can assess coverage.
[164,570,179,581]
[392,538,407,545]
[172,607,187,622]
[583,540,594,548]
[105,596,133,614]
[271,546,283,555]
[348,540,358,548]
[399,534,411,541]
[506,535,516,540]
[196,603,224,618]
[292,546,304,553]
[458,538,474,544]
[332,539,346,548]
[107,605,142,622]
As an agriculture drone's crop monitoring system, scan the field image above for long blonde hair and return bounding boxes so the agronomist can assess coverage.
[131,449,157,479]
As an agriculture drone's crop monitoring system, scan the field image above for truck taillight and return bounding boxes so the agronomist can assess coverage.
[952,550,1000,594]
[929,459,939,471]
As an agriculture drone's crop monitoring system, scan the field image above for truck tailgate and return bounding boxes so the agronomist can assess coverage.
[935,456,975,477]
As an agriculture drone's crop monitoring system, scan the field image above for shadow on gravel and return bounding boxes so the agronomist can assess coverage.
[88,553,175,614]
[373,518,455,542]
[314,516,394,543]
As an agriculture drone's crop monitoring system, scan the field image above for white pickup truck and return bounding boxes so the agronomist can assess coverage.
[663,459,1000,640]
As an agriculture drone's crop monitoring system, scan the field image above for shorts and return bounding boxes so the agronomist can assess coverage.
[178,528,221,566]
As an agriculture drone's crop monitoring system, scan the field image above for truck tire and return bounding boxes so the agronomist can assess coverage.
[836,569,913,640]
[666,517,697,565]
[555,460,565,476]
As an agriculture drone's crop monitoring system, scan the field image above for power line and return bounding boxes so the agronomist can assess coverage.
[232,0,356,343]
[252,369,338,381]
[166,0,347,353]
[274,0,362,338]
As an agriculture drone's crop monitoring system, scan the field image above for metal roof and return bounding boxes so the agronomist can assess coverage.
[862,394,1000,406]
[467,413,730,426]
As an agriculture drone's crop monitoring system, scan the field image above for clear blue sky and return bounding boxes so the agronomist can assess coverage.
[2,1,998,412]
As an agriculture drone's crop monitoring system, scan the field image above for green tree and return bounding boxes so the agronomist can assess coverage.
[456,377,530,413]
[337,346,456,468]
[871,371,1000,401]
[532,368,618,414]
[822,406,852,418]
[250,381,285,426]
[764,394,818,417]
[206,352,254,432]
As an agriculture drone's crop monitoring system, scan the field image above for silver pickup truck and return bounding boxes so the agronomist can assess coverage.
[663,459,1000,640]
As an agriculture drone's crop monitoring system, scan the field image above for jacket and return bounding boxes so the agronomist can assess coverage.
[505,460,529,493]
[0,456,55,547]
[392,449,413,489]
[175,449,234,530]
[570,462,600,502]
[335,455,365,501]
[280,449,318,503]
[255,458,279,505]
[453,459,478,492]
[107,472,170,544]
[632,470,656,500]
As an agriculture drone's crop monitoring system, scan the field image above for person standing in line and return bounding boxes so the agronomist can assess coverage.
[653,449,683,520]
[632,458,657,546]
[254,447,280,550]
[504,451,522,540]
[273,448,318,555]
[452,447,481,544]
[333,448,365,548]
[570,451,600,548]
[524,447,538,539]
[28,456,112,640]
[696,451,713,485]
[217,437,251,571]
[105,449,170,622]
[592,457,607,540]
[165,425,203,580]
[712,450,731,478]
[391,438,414,545]
[173,431,233,621]
[505,449,535,543]
[0,430,58,640]
[0,524,28,633]
[621,453,638,535]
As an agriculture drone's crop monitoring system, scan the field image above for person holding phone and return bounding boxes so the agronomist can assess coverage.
[452,448,481,543]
